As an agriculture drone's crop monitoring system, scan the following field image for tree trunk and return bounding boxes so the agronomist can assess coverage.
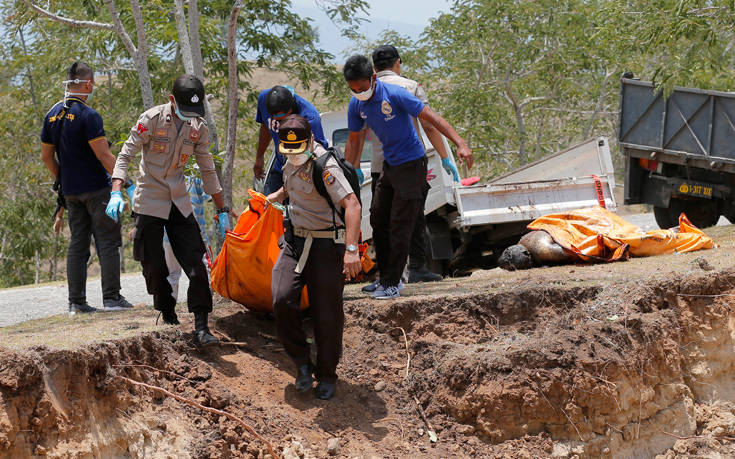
[34,250,40,284]
[222,0,245,208]
[188,0,204,80]
[173,0,195,74]
[25,0,154,109]
[127,0,154,109]
[175,0,220,156]
[50,236,58,282]
[583,70,613,139]
[18,27,41,125]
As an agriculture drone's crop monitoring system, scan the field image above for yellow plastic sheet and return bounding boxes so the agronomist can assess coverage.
[527,206,716,262]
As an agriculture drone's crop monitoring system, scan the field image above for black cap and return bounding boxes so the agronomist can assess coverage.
[372,45,400,70]
[173,74,205,117]
[278,115,311,154]
[266,85,296,118]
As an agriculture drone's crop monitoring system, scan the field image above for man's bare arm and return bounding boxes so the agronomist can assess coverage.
[89,137,117,174]
[417,106,474,169]
[253,123,273,179]
[41,143,59,179]
[344,131,363,168]
[418,118,449,159]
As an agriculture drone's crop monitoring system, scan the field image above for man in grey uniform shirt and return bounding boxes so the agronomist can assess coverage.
[267,115,361,400]
[106,74,231,347]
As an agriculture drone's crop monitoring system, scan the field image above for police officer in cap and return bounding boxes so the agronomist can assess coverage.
[107,74,231,347]
[267,114,361,400]
[253,85,329,195]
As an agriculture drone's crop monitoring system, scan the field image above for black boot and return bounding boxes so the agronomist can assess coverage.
[295,363,314,392]
[160,309,180,325]
[408,265,442,283]
[194,312,219,347]
[315,381,336,400]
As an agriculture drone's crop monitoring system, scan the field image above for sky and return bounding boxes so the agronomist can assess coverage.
[291,0,453,60]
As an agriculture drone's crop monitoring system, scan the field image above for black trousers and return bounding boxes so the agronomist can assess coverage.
[371,171,428,270]
[370,156,429,287]
[272,236,345,384]
[65,187,122,304]
[133,205,211,314]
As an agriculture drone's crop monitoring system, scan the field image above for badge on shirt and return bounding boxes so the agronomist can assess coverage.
[155,128,167,137]
[153,142,166,152]
[381,100,393,115]
[190,129,199,142]
[298,170,311,183]
[323,170,336,186]
[137,123,148,135]
[179,154,189,167]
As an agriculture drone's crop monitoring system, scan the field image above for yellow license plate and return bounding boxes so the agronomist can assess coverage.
[678,182,713,199]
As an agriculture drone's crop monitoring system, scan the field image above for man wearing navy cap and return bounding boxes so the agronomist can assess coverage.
[108,74,231,347]
[253,85,329,195]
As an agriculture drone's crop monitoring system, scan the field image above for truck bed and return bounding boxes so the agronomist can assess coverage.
[454,137,617,228]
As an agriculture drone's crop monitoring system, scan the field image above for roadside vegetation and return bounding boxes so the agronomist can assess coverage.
[2,0,734,287]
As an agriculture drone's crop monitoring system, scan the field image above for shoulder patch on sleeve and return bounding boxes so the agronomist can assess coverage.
[323,169,336,186]
[137,123,148,135]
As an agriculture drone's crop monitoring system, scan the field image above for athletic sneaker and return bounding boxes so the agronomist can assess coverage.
[69,302,98,316]
[372,285,400,300]
[103,295,134,311]
[362,279,382,293]
[371,280,404,297]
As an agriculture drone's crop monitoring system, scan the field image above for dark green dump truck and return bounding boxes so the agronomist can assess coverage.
[619,77,735,228]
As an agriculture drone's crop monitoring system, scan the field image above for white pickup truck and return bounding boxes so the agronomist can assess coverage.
[257,111,617,274]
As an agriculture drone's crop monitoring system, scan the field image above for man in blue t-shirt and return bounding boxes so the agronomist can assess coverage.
[40,62,133,315]
[343,55,473,300]
[253,85,328,195]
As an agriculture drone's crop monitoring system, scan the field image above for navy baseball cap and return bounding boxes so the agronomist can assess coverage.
[173,74,205,117]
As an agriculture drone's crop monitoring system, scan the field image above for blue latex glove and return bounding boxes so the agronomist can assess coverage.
[105,191,126,222]
[126,184,136,206]
[442,157,460,182]
[355,168,364,185]
[218,212,231,239]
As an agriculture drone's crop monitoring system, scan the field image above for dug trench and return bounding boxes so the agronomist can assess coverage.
[2,268,735,458]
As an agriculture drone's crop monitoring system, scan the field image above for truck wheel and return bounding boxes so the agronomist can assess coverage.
[653,206,675,229]
[667,198,719,229]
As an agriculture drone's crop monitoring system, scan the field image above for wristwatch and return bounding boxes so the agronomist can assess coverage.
[346,244,359,253]
[217,206,231,214]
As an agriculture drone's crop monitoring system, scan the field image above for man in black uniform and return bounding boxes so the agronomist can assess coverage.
[267,115,361,400]
[41,61,133,314]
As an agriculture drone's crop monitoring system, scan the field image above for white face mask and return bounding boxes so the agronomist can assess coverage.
[62,79,94,104]
[351,80,375,101]
[287,152,311,166]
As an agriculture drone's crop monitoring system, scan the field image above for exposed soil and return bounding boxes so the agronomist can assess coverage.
[2,226,735,458]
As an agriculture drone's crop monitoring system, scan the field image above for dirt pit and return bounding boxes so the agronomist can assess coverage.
[2,243,735,457]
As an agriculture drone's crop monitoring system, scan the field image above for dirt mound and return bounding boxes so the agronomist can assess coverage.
[1,269,735,457]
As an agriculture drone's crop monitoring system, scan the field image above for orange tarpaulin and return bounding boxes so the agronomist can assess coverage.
[527,206,716,262]
[210,190,308,312]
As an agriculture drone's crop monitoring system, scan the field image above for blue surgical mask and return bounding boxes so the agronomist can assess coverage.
[174,103,193,122]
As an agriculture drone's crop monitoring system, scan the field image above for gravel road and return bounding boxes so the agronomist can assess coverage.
[0,272,188,328]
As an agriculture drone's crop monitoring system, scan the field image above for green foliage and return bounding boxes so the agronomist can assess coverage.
[0,0,367,287]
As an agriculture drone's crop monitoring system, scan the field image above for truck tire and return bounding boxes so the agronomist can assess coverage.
[656,198,719,229]
[653,206,675,229]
